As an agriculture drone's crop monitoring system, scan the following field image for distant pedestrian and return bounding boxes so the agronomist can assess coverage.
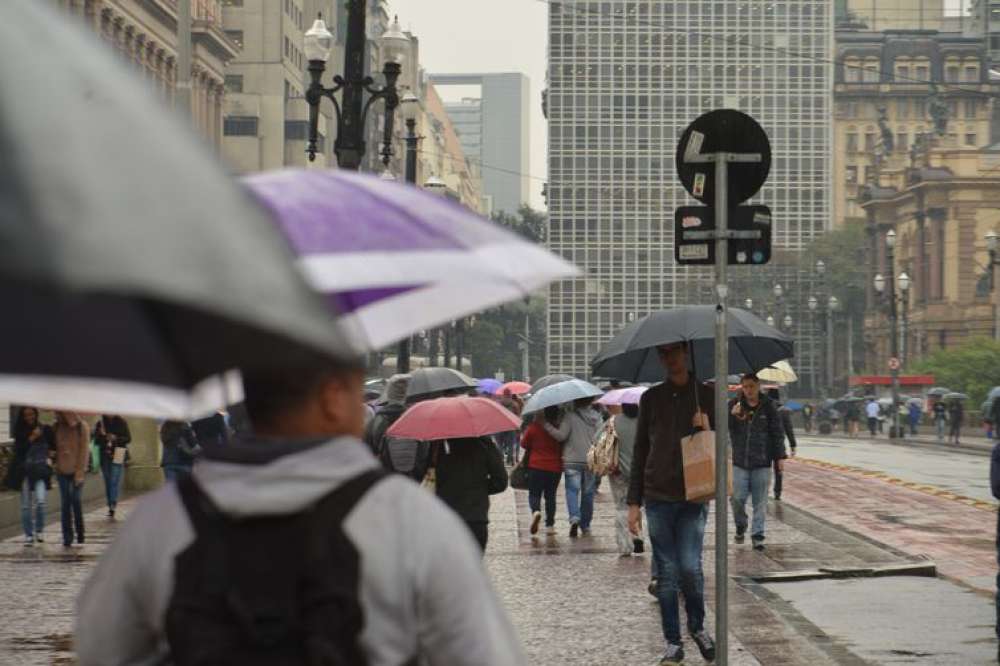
[949,400,964,445]
[990,436,1000,662]
[3,407,54,546]
[933,400,948,442]
[865,399,880,437]
[608,401,646,557]
[845,400,861,438]
[159,420,201,482]
[94,414,131,519]
[520,407,563,536]
[908,401,922,436]
[432,437,508,552]
[53,411,89,548]
[544,397,602,538]
[730,374,786,551]
[802,403,814,433]
[192,410,229,449]
[496,389,523,465]
[363,373,410,457]
[766,389,797,501]
[628,342,716,665]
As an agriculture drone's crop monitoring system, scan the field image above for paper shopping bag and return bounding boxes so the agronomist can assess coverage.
[681,430,732,502]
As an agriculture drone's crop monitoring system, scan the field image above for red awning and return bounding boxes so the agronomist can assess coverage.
[849,375,935,386]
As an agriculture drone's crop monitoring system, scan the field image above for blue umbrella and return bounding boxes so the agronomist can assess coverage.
[477,378,503,395]
[522,379,603,415]
[784,400,804,411]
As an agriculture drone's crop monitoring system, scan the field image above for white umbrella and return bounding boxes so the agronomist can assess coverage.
[757,360,798,384]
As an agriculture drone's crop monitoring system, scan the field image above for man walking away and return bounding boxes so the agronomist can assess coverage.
[432,437,508,551]
[75,349,526,666]
[730,375,786,551]
[628,342,716,665]
[933,400,948,442]
[802,403,814,434]
[545,398,602,538]
[908,401,922,436]
[949,400,964,445]
[766,389,797,501]
[53,412,89,548]
[363,373,410,457]
[866,399,880,437]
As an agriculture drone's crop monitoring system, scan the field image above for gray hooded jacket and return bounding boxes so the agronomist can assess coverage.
[544,406,602,465]
[75,436,525,666]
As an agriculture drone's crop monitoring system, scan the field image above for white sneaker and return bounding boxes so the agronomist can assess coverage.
[23,536,33,547]
[545,526,557,536]
[530,511,541,535]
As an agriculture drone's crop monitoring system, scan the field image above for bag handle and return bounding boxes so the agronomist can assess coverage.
[688,340,707,435]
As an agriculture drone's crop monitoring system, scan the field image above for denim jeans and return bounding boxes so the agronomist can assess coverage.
[563,463,596,529]
[57,474,84,546]
[100,459,123,510]
[645,500,708,644]
[527,469,561,527]
[163,464,193,483]
[610,474,648,556]
[20,478,46,539]
[731,465,770,539]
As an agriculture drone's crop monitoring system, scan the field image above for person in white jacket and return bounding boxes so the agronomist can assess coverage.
[544,398,601,538]
[75,352,526,666]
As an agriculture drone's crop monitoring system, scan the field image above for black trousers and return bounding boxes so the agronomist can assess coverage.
[772,460,783,498]
[466,520,488,553]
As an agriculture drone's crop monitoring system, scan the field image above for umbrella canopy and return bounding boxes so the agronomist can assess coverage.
[386,396,521,441]
[943,392,969,401]
[477,378,503,395]
[784,400,804,411]
[926,387,951,397]
[597,388,629,406]
[591,306,794,383]
[598,386,649,406]
[243,169,579,351]
[522,379,603,415]
[496,381,532,396]
[757,360,798,384]
[0,2,351,419]
[530,374,577,395]
[407,367,477,400]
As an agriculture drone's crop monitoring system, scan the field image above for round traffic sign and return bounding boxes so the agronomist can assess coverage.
[675,109,772,205]
[888,357,900,371]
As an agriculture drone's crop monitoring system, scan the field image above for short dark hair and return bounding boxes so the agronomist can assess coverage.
[622,403,640,418]
[242,351,364,428]
[741,373,759,383]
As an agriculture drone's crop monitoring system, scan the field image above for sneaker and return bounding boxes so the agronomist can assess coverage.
[691,630,717,662]
[545,525,557,536]
[752,536,765,551]
[530,511,541,535]
[658,643,685,665]
[633,539,645,554]
[23,536,33,547]
[734,529,745,544]
[774,494,782,501]
[109,509,116,520]
[35,535,44,544]
[77,536,85,545]
[648,578,658,598]
[569,523,579,538]
[580,527,592,537]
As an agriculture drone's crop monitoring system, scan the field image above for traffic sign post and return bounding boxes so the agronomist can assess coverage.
[675,110,773,666]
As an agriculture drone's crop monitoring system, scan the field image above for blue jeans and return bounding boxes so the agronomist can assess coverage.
[163,464,193,483]
[100,459,123,509]
[57,474,84,546]
[646,500,708,643]
[731,465,770,539]
[20,478,46,539]
[563,464,596,529]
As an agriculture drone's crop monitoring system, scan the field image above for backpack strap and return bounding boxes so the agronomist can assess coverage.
[310,468,386,526]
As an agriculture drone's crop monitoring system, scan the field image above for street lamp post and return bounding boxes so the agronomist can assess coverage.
[874,229,903,438]
[394,110,421,374]
[986,230,999,341]
[826,295,838,394]
[744,297,753,311]
[808,295,819,395]
[898,272,910,365]
[303,10,403,169]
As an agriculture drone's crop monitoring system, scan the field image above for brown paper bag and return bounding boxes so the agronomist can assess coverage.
[112,446,127,465]
[681,430,732,502]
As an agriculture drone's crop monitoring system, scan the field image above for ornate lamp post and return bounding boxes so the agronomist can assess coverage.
[986,230,999,340]
[303,12,403,169]
[873,229,902,438]
[744,297,753,311]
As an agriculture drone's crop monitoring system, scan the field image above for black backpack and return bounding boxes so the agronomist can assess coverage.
[165,470,384,666]
[379,437,430,482]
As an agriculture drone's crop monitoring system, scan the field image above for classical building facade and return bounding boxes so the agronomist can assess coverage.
[55,0,240,151]
[861,140,1000,371]
[834,28,1000,230]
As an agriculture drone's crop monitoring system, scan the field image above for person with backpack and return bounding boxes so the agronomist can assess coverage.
[363,373,410,457]
[94,414,131,519]
[3,406,55,546]
[160,420,201,482]
[730,375,786,551]
[765,388,797,501]
[75,349,525,666]
[544,397,602,538]
[520,406,563,536]
[53,411,90,548]
[431,436,508,551]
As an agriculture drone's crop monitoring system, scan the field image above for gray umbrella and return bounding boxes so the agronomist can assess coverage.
[530,374,577,395]
[406,368,478,400]
[926,387,951,397]
[943,392,968,401]
[522,379,603,415]
[0,2,353,418]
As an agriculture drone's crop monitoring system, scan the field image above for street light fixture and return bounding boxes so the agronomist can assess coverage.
[304,14,402,169]
[744,297,753,310]
[886,228,897,249]
[783,314,793,329]
[773,284,784,299]
[808,295,818,311]
[766,315,775,327]
[816,259,826,276]
[873,273,885,294]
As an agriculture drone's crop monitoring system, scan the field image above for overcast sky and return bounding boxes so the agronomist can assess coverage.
[390,0,549,210]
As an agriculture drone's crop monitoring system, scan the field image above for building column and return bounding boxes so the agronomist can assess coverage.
[122,418,163,492]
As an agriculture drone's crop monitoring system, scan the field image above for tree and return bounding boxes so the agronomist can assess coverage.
[492,205,546,244]
[911,337,1000,409]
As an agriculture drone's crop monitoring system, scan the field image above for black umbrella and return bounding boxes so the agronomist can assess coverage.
[406,368,478,400]
[0,3,353,418]
[591,306,793,383]
[530,374,577,395]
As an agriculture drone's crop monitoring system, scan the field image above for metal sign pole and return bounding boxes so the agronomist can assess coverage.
[713,154,730,666]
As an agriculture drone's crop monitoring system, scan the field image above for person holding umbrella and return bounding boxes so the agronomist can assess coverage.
[766,388,797,501]
[626,342,717,665]
[431,436,509,552]
[544,397,603,538]
[520,406,564,536]
[363,373,411,457]
[949,398,965,445]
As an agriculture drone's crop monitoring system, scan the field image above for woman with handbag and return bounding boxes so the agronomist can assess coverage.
[608,402,647,558]
[4,407,55,546]
[94,414,131,519]
[519,406,564,536]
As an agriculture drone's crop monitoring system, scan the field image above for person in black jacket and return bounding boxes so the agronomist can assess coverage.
[3,407,55,546]
[766,388,798,500]
[160,421,201,482]
[363,373,410,457]
[730,375,786,550]
[94,415,131,519]
[432,436,508,552]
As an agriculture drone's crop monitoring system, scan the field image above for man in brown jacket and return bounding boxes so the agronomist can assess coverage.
[54,412,90,547]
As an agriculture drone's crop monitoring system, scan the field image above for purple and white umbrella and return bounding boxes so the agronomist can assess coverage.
[244,169,579,350]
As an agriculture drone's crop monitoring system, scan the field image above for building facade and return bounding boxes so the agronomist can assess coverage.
[833,28,999,230]
[546,0,832,379]
[54,0,239,150]
[429,73,531,215]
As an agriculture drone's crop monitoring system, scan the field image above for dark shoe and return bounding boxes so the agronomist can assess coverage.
[569,523,579,538]
[691,630,716,662]
[774,494,781,501]
[530,511,541,535]
[633,538,645,554]
[77,536,85,545]
[35,535,44,544]
[734,529,745,544]
[648,578,658,597]
[752,536,765,551]
[658,643,685,665]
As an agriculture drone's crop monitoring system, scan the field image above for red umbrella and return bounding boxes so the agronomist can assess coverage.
[495,381,532,396]
[386,396,521,441]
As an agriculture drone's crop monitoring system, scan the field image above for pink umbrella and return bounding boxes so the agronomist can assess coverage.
[620,386,648,405]
[496,381,532,396]
[597,388,629,406]
[386,396,521,441]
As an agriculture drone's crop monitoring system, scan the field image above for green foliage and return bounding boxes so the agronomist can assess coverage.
[806,221,867,321]
[911,337,1000,407]
[492,205,546,244]
[466,295,547,381]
